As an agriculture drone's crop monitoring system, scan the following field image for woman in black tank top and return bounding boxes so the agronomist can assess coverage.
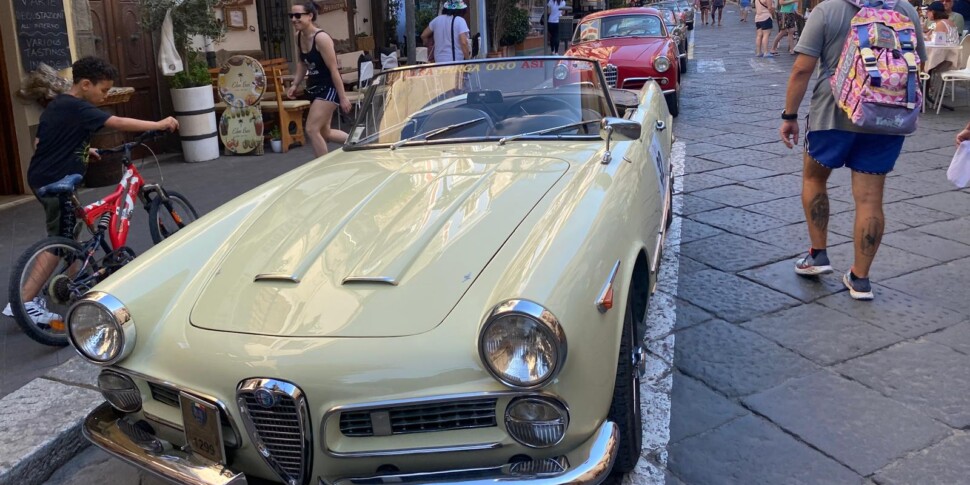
[286,2,350,157]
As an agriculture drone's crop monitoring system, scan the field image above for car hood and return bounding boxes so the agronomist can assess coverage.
[567,38,666,64]
[189,152,568,338]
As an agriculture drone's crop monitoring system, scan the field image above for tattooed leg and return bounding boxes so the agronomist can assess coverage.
[802,152,832,250]
[851,170,887,278]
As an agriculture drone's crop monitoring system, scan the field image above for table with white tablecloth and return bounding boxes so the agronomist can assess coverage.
[924,44,964,111]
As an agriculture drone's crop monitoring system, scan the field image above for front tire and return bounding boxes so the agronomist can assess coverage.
[8,237,93,347]
[148,191,199,244]
[666,88,680,117]
[607,298,644,477]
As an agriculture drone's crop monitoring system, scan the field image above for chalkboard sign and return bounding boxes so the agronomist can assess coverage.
[14,0,72,72]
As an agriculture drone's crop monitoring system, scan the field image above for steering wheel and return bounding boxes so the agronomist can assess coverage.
[627,28,649,35]
[507,96,580,117]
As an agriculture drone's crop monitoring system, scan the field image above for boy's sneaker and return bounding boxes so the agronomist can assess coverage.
[843,270,874,300]
[794,249,833,276]
[23,300,62,326]
[1,303,11,317]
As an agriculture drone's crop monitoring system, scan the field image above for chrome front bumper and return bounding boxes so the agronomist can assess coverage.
[83,402,247,485]
[327,421,618,485]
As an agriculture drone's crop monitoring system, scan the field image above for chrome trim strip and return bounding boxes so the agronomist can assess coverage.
[595,260,621,314]
[342,276,398,286]
[651,177,673,275]
[661,89,677,95]
[322,391,561,458]
[83,403,248,485]
[254,273,300,283]
[113,367,243,450]
[67,291,136,366]
[325,421,618,485]
[143,411,183,433]
[237,378,312,485]
[479,300,568,390]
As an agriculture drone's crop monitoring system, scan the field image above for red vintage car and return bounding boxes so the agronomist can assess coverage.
[566,7,681,116]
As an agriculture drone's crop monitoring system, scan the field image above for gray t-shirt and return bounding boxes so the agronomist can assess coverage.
[794,0,926,133]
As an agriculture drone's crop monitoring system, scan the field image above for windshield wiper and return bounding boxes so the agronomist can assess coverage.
[390,117,486,150]
[351,119,415,146]
[498,119,602,146]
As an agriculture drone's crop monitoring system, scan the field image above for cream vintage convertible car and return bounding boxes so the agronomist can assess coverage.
[69,57,673,485]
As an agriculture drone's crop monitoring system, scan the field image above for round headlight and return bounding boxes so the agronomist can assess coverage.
[479,300,566,389]
[98,370,141,412]
[554,64,569,80]
[505,397,569,448]
[67,292,135,365]
[654,56,671,73]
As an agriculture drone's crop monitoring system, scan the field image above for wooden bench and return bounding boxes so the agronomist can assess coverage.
[210,57,310,153]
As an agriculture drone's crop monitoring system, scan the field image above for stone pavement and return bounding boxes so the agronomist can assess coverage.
[666,7,970,485]
[0,142,323,398]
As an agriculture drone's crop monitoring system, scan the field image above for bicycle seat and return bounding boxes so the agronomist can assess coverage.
[36,174,84,198]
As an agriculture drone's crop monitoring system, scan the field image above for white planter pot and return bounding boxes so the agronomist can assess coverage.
[270,139,283,153]
[170,86,220,162]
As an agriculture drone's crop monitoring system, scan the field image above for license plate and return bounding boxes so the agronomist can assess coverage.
[179,392,226,464]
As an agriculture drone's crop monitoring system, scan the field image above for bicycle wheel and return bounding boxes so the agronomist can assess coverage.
[148,191,199,244]
[7,237,98,347]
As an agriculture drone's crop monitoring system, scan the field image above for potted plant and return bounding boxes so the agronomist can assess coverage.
[268,125,282,153]
[138,0,225,162]
[501,6,530,55]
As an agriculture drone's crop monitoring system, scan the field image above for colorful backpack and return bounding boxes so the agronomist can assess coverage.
[831,0,921,135]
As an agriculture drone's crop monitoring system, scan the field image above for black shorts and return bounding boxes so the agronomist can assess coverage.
[756,18,773,30]
[305,84,338,104]
[712,3,724,12]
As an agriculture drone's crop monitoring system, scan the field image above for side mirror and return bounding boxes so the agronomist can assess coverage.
[599,117,642,164]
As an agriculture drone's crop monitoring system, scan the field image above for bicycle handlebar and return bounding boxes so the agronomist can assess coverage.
[96,130,165,156]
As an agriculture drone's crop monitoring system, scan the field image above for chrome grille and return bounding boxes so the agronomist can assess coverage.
[604,64,618,88]
[339,398,497,437]
[148,382,179,407]
[237,379,311,485]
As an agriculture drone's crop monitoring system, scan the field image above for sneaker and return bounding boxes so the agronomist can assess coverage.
[794,250,833,276]
[843,270,874,301]
[1,303,11,317]
[23,300,62,326]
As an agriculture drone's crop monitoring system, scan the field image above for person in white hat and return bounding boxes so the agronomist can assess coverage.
[421,0,471,62]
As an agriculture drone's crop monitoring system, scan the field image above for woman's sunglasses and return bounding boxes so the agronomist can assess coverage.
[288,12,309,19]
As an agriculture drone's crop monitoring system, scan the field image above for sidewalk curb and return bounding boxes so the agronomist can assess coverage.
[0,358,100,485]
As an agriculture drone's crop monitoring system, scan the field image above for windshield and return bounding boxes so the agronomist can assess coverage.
[655,8,678,26]
[347,58,614,149]
[573,14,665,43]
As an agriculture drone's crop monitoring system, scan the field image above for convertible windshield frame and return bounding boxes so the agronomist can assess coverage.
[342,56,620,151]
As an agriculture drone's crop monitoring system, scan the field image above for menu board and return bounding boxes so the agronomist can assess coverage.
[14,0,72,72]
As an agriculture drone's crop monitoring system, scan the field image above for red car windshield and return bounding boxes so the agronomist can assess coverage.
[573,14,666,43]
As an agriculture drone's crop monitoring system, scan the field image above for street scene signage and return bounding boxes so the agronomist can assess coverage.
[14,0,71,72]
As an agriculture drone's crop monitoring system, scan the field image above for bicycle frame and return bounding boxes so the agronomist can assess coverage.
[75,162,145,250]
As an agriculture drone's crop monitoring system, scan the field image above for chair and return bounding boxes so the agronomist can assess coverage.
[415,47,429,64]
[380,51,399,70]
[920,71,931,113]
[341,60,376,131]
[937,54,970,114]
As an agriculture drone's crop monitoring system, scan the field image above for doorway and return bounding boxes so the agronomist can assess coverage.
[88,0,161,122]
[0,31,24,195]
[257,0,294,62]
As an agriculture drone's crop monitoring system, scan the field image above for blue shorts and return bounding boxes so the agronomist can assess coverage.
[805,130,904,175]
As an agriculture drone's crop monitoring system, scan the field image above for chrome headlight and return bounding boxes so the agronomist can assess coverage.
[478,300,566,389]
[98,369,141,412]
[654,56,671,73]
[67,292,135,365]
[554,64,569,80]
[505,397,569,448]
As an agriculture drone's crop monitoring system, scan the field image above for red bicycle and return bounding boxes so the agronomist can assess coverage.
[5,131,199,346]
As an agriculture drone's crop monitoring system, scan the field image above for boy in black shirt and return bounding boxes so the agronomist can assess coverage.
[3,56,178,325]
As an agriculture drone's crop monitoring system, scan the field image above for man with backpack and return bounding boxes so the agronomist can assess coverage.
[779,0,926,300]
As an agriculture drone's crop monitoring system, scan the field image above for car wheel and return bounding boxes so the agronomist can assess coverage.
[665,89,680,118]
[607,298,643,477]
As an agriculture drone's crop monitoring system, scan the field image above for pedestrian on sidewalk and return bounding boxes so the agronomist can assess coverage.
[698,0,712,25]
[779,0,925,300]
[754,0,775,56]
[547,0,566,54]
[740,0,752,21]
[713,0,726,25]
[770,0,799,54]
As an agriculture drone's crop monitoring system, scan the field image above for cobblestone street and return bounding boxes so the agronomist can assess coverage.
[666,7,970,484]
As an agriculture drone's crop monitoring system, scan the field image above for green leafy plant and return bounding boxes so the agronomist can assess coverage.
[269,125,281,140]
[499,7,530,47]
[138,0,225,87]
[384,0,402,46]
[416,7,437,44]
[168,50,211,89]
